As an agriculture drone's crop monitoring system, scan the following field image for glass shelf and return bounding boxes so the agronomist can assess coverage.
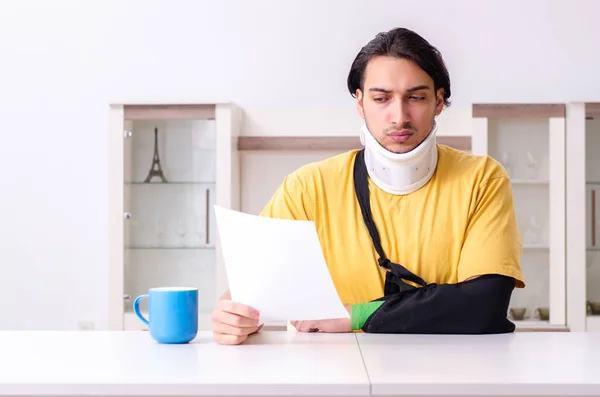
[125,246,214,250]
[511,179,549,185]
[523,244,550,250]
[512,320,548,325]
[125,181,215,185]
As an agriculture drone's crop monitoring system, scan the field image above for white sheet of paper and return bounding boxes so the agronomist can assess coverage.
[213,205,349,322]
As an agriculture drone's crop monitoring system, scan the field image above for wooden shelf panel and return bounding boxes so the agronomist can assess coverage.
[585,103,600,118]
[516,326,569,332]
[473,103,565,118]
[512,320,569,332]
[238,136,471,151]
[238,136,359,151]
[124,104,215,120]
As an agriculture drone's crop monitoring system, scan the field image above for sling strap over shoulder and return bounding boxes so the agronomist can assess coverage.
[353,149,428,295]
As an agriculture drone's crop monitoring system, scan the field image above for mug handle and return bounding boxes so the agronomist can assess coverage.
[133,294,150,326]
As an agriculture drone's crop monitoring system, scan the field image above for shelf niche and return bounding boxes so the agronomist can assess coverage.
[583,102,600,332]
[108,102,240,332]
[472,103,566,329]
[565,101,600,332]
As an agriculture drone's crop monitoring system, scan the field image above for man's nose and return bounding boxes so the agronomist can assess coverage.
[388,98,410,125]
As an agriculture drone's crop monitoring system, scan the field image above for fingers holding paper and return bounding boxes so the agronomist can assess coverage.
[211,293,263,345]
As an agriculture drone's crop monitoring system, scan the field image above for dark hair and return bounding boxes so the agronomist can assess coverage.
[347,27,451,107]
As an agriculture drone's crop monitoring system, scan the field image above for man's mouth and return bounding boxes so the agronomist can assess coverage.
[388,130,413,143]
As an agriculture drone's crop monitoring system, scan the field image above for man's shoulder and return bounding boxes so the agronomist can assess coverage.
[437,144,508,184]
[260,150,359,220]
[288,149,359,187]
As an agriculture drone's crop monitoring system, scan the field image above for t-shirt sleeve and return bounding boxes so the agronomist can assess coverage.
[457,174,526,288]
[259,173,313,221]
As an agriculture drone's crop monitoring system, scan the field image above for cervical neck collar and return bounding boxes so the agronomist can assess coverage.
[359,120,439,195]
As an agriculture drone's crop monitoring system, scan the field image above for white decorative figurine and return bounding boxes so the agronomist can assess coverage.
[526,151,538,179]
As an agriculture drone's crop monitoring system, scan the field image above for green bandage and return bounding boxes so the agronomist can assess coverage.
[351,301,384,330]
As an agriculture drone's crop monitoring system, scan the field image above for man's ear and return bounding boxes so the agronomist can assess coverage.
[356,89,365,119]
[435,88,444,116]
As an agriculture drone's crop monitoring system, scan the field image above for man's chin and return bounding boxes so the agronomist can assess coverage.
[384,142,415,154]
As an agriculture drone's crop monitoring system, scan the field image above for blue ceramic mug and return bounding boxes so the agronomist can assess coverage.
[133,287,198,344]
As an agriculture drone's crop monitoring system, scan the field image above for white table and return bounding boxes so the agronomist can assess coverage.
[0,330,369,396]
[357,332,600,396]
[1,331,600,397]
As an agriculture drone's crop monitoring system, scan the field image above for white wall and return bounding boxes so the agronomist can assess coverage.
[1,0,599,330]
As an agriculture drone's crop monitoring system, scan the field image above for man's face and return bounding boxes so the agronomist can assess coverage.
[356,56,444,154]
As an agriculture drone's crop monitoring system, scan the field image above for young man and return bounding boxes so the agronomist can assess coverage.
[211,27,525,345]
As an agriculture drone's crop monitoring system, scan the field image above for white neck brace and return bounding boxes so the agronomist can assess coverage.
[359,120,439,195]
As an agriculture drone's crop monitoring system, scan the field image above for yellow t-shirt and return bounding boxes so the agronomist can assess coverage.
[259,144,525,306]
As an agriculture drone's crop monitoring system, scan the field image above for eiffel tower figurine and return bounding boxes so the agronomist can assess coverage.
[144,127,168,183]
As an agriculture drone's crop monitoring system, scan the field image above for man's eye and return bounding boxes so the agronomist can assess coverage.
[373,97,387,103]
[410,96,425,101]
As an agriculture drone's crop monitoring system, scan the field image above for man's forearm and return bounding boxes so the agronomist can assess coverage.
[351,274,515,334]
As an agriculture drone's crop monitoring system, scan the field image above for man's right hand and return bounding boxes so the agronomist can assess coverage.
[211,290,262,345]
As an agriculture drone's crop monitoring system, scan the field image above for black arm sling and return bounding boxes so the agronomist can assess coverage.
[352,148,516,334]
[353,148,429,294]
